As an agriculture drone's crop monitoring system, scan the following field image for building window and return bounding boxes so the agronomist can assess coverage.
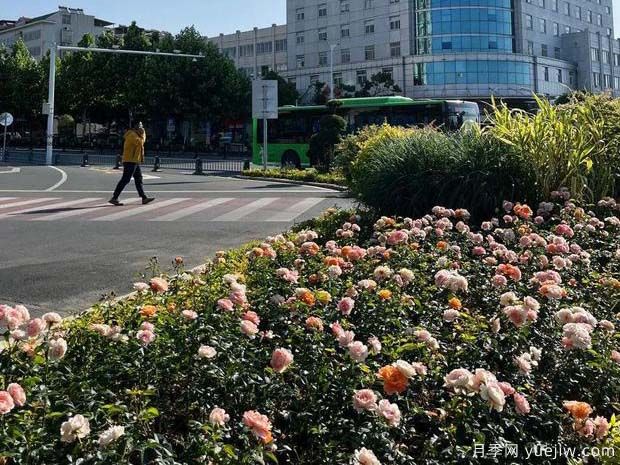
[341,48,351,63]
[591,47,599,61]
[319,51,328,66]
[341,25,350,38]
[557,69,563,83]
[553,23,560,36]
[607,28,612,37]
[382,67,393,80]
[296,8,305,21]
[538,0,545,6]
[597,14,602,26]
[62,14,71,25]
[614,53,620,66]
[614,76,620,89]
[239,44,254,57]
[276,64,287,72]
[256,42,273,55]
[563,2,570,15]
[564,25,570,34]
[390,41,401,57]
[587,10,592,22]
[365,45,375,60]
[527,40,534,55]
[222,47,236,58]
[525,14,533,29]
[365,20,375,34]
[318,28,327,41]
[333,72,343,87]
[296,55,305,68]
[554,47,561,58]
[575,6,581,19]
[603,74,611,88]
[296,32,304,45]
[23,30,42,42]
[357,70,368,86]
[539,18,546,33]
[592,72,600,87]
[390,0,400,3]
[552,0,558,11]
[275,39,287,52]
[544,66,549,81]
[340,0,350,12]
[318,4,328,17]
[541,44,548,56]
[390,16,401,30]
[310,74,320,84]
[365,0,373,9]
[602,50,610,64]
[606,6,611,14]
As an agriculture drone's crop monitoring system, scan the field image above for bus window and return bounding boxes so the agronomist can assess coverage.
[390,104,443,128]
[445,102,480,130]
[351,110,389,131]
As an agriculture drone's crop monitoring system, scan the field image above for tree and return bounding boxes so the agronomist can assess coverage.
[263,71,299,106]
[307,114,347,172]
[356,72,402,97]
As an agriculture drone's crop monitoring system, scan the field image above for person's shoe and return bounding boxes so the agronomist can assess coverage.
[108,198,124,206]
[142,197,155,205]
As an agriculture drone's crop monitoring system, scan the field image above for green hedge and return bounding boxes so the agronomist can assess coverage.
[243,168,346,186]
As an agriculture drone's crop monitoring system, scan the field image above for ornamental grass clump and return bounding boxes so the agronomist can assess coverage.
[0,197,619,464]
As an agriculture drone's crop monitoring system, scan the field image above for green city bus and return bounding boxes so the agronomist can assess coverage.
[252,96,480,168]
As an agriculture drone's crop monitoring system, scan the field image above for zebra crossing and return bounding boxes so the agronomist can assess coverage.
[0,196,332,223]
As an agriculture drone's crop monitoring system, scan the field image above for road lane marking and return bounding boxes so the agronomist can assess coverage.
[92,198,189,221]
[212,198,279,222]
[0,168,20,174]
[0,189,343,195]
[0,197,59,211]
[150,198,234,222]
[45,166,68,191]
[264,198,325,222]
[0,198,100,219]
[0,197,16,201]
[32,198,141,221]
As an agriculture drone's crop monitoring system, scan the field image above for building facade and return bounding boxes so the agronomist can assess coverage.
[212,0,620,101]
[0,6,113,61]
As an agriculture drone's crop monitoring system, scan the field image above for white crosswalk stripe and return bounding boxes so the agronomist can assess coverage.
[32,198,141,221]
[0,197,59,211]
[150,198,234,222]
[0,197,16,202]
[0,198,100,220]
[92,198,190,222]
[212,198,278,222]
[264,198,325,222]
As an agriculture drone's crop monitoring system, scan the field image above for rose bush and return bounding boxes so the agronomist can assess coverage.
[0,195,619,464]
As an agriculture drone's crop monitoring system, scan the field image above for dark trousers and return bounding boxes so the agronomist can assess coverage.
[112,162,147,199]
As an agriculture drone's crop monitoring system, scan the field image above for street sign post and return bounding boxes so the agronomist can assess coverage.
[0,112,14,162]
[252,80,278,170]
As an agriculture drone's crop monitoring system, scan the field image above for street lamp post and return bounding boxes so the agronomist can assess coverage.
[329,44,338,100]
[45,44,204,166]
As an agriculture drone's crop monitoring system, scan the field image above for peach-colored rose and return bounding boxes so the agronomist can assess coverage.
[149,277,169,293]
[611,350,620,364]
[354,447,381,465]
[270,348,294,373]
[48,337,67,360]
[242,311,261,325]
[563,401,592,420]
[378,399,401,427]
[0,391,15,414]
[513,392,530,415]
[480,381,506,412]
[443,309,460,322]
[242,410,273,443]
[443,368,474,394]
[353,389,378,412]
[198,345,217,359]
[378,365,408,395]
[133,282,149,292]
[209,407,230,427]
[348,341,369,363]
[181,310,198,321]
[42,312,62,326]
[594,416,610,439]
[240,320,259,338]
[217,298,234,312]
[136,329,156,346]
[305,316,324,332]
[26,318,46,338]
[7,383,26,407]
[139,305,157,319]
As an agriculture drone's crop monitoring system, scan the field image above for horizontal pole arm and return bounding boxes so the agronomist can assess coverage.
[56,46,204,59]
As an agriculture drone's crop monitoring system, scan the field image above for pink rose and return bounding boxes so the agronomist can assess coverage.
[377,399,401,427]
[26,318,46,338]
[594,416,610,439]
[42,312,62,326]
[330,322,344,338]
[367,336,382,355]
[242,311,261,325]
[443,309,460,322]
[48,337,68,360]
[354,448,381,465]
[217,298,234,312]
[387,230,409,246]
[181,310,198,321]
[353,389,378,412]
[338,297,355,316]
[576,419,595,437]
[513,392,530,415]
[136,329,156,346]
[229,290,247,307]
[149,277,169,293]
[242,410,273,443]
[140,321,155,331]
[133,282,149,292]
[198,345,217,359]
[270,348,294,373]
[7,383,26,407]
[480,381,506,412]
[0,391,15,414]
[209,407,230,427]
[337,330,355,348]
[491,274,508,288]
[348,341,369,363]
[240,320,259,338]
[444,368,474,394]
[498,382,515,396]
[611,350,620,364]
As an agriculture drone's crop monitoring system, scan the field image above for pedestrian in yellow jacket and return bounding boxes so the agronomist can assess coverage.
[109,122,155,206]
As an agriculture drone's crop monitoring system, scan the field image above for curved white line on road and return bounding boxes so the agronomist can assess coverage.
[0,168,20,174]
[45,166,68,191]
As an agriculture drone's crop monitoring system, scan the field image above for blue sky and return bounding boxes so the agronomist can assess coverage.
[2,0,287,37]
[3,0,620,38]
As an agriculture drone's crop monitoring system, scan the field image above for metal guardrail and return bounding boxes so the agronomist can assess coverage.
[1,150,248,176]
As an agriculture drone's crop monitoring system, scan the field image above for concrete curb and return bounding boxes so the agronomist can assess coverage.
[234,175,349,192]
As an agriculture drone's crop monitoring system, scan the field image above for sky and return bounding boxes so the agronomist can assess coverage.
[2,0,620,38]
[1,0,288,37]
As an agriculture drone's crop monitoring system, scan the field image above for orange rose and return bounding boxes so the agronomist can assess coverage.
[563,401,593,420]
[378,365,409,395]
[324,256,343,267]
[166,302,177,312]
[378,289,392,300]
[140,305,157,318]
[341,246,353,258]
[448,297,462,309]
[514,204,533,220]
[437,241,449,251]
[251,247,264,258]
[299,291,316,307]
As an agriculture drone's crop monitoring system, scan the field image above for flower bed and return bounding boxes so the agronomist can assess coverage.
[1,194,619,464]
[242,168,347,186]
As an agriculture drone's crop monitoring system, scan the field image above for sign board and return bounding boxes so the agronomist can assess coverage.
[167,118,175,132]
[42,103,51,115]
[0,112,13,127]
[252,80,278,120]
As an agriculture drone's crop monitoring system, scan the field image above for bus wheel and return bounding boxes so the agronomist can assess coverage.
[281,151,301,170]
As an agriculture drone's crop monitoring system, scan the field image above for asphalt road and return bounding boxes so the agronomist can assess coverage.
[0,164,353,315]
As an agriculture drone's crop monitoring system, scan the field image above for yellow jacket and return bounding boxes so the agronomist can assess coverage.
[122,129,146,163]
